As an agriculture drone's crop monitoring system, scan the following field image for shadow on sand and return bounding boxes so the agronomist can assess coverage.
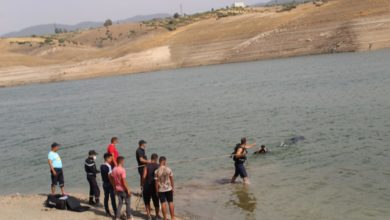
[79,196,149,220]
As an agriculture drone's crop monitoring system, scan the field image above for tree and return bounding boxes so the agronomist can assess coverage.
[173,12,180,19]
[54,28,62,34]
[104,19,113,27]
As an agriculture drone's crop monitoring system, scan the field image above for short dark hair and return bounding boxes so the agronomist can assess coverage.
[159,156,166,163]
[261,145,266,148]
[111,137,118,143]
[151,153,158,160]
[104,153,112,161]
[241,137,247,145]
[51,142,60,148]
[117,156,125,164]
[138,140,147,146]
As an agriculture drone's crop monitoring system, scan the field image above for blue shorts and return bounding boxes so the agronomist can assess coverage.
[234,163,248,178]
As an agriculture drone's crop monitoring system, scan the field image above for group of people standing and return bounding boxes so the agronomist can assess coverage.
[47,137,175,220]
[47,136,267,219]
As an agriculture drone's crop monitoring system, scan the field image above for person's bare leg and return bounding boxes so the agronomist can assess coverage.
[145,204,151,218]
[243,177,251,185]
[231,175,237,183]
[168,202,175,220]
[161,202,167,220]
[51,186,55,195]
[60,186,65,195]
[155,207,161,219]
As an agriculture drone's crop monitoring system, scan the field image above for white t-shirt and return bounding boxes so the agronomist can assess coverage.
[154,166,173,192]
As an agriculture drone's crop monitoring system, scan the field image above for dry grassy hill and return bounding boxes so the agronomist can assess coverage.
[1,0,389,87]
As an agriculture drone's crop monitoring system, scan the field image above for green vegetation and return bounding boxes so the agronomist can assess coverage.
[166,20,177,31]
[173,12,180,19]
[104,19,113,27]
[44,37,53,44]
[142,7,248,31]
[18,41,32,46]
[277,3,297,12]
[128,30,136,38]
[54,28,68,34]
[272,0,323,12]
[94,27,116,47]
[313,0,328,7]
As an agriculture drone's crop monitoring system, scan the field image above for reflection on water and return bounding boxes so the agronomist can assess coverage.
[227,185,257,220]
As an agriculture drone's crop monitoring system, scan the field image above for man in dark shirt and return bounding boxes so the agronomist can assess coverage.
[85,150,100,205]
[136,140,150,187]
[231,138,256,184]
[100,153,117,217]
[142,153,161,220]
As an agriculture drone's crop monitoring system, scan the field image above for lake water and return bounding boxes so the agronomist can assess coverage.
[1,50,390,220]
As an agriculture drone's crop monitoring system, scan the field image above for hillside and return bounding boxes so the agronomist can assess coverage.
[1,14,170,38]
[0,0,390,87]
[1,22,102,38]
[255,0,308,6]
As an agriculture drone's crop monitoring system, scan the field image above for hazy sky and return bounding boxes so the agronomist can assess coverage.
[0,0,267,35]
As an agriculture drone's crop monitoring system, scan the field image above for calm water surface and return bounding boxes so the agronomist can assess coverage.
[1,50,390,220]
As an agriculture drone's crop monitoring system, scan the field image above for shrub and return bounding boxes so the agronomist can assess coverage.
[173,12,180,19]
[278,3,297,12]
[104,19,113,27]
[44,38,53,44]
[165,23,176,31]
[217,12,228,18]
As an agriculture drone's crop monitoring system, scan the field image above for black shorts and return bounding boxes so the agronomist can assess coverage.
[234,163,248,178]
[51,168,64,187]
[158,191,173,203]
[138,167,144,177]
[143,185,159,208]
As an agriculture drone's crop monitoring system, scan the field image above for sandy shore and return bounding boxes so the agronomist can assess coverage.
[0,193,183,220]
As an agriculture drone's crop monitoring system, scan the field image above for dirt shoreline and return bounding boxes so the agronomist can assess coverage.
[0,193,185,220]
[1,0,390,88]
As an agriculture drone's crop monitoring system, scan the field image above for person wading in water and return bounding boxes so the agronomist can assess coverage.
[231,137,256,184]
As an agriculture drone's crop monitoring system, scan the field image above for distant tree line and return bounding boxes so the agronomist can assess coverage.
[54,28,68,34]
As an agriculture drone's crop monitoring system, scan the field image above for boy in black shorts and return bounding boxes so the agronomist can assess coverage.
[155,156,175,220]
[142,153,161,220]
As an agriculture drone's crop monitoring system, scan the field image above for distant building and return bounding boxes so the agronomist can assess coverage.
[232,2,246,8]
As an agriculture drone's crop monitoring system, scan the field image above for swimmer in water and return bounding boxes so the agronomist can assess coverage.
[253,145,268,155]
